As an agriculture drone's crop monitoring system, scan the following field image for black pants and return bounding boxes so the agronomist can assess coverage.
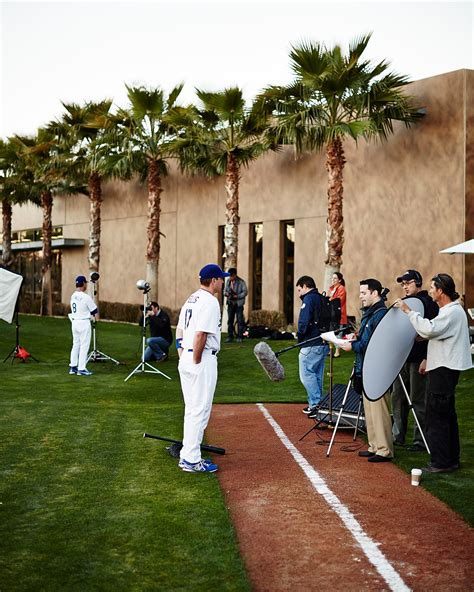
[426,367,460,469]
[227,303,245,339]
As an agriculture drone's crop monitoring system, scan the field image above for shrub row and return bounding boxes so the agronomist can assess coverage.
[247,309,288,330]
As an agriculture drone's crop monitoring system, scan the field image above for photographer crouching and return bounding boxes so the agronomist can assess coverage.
[140,302,173,362]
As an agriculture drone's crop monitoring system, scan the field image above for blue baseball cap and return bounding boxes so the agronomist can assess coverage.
[75,275,87,286]
[199,264,230,280]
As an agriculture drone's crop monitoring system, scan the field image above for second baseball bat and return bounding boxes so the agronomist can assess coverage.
[143,433,226,455]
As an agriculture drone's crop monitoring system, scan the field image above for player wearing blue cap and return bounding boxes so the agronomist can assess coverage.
[176,264,229,473]
[69,275,98,376]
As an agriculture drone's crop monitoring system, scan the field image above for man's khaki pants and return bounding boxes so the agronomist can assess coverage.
[363,392,393,457]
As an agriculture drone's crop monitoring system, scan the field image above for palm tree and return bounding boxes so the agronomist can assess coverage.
[0,138,21,267]
[10,131,84,316]
[175,88,271,270]
[259,34,424,287]
[9,133,59,315]
[109,84,185,300]
[0,138,41,270]
[46,100,114,305]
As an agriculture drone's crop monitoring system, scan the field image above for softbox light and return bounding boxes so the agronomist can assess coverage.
[0,268,23,324]
[362,297,425,401]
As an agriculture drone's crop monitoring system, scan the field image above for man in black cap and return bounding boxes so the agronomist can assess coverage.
[392,270,438,450]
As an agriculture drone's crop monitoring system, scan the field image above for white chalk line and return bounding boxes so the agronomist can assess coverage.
[257,403,410,592]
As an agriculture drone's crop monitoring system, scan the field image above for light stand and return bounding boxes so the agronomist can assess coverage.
[124,287,171,382]
[326,369,365,456]
[86,275,120,365]
[3,300,38,364]
[397,373,430,453]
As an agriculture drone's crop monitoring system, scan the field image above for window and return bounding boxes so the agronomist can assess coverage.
[282,221,295,323]
[13,250,62,307]
[11,226,63,243]
[250,223,263,310]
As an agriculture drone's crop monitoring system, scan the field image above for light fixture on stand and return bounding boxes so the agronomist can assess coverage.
[86,272,120,365]
[124,280,172,382]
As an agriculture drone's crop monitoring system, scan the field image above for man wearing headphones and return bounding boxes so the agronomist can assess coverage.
[392,270,439,451]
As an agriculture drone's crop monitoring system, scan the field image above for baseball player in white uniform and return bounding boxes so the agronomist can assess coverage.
[69,275,98,376]
[176,264,229,473]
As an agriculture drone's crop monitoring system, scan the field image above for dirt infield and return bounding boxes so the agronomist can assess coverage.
[208,404,474,592]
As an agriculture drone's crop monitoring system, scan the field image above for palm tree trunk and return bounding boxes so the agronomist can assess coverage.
[224,154,240,270]
[88,171,102,308]
[324,137,346,289]
[40,190,53,316]
[146,159,162,300]
[2,199,13,267]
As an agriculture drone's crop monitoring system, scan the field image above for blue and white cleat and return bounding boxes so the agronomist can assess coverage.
[178,458,218,473]
[69,366,78,375]
[77,369,93,376]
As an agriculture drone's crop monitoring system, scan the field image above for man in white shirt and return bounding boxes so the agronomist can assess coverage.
[176,264,229,473]
[69,275,98,376]
[395,273,471,473]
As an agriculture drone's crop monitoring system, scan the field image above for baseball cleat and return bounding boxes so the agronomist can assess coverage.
[69,366,78,375]
[77,369,93,376]
[178,458,218,473]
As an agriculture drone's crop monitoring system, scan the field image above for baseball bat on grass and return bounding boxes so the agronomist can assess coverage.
[143,433,226,455]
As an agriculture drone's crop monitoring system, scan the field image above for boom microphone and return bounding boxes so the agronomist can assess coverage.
[143,433,226,455]
[254,326,353,382]
[253,342,286,381]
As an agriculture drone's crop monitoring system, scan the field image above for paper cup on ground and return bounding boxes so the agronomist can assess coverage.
[411,468,422,486]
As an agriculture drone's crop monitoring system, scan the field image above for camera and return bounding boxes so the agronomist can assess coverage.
[90,272,100,283]
[380,287,390,302]
[139,304,152,313]
[136,279,151,293]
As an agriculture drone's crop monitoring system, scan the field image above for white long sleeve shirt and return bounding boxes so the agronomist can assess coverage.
[407,300,472,372]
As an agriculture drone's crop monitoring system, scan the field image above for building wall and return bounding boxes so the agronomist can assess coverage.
[10,69,472,321]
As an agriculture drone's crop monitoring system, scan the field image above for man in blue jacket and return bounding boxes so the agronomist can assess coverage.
[341,278,393,463]
[296,276,329,417]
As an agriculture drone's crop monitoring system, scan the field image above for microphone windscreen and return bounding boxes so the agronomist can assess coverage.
[253,341,285,382]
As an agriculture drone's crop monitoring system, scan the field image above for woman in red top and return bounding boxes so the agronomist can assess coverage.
[329,272,347,357]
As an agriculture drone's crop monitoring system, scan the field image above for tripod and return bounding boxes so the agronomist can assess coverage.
[326,370,365,456]
[298,331,355,441]
[299,343,337,440]
[86,279,120,365]
[124,291,171,383]
[3,309,39,364]
[396,372,430,453]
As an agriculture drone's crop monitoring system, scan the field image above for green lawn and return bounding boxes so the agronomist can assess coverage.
[1,315,473,591]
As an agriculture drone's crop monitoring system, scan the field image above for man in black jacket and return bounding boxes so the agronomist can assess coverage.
[392,270,439,450]
[143,302,173,362]
[296,276,329,416]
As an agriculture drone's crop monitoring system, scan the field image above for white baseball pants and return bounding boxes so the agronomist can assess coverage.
[178,351,218,464]
[70,319,92,371]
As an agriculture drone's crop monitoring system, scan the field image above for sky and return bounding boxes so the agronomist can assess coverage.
[0,0,473,138]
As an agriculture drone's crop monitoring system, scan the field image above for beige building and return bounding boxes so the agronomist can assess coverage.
[7,69,474,324]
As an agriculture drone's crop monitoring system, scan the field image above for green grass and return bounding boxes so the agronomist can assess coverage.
[0,315,473,590]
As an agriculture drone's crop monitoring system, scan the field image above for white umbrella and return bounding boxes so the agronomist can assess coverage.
[440,239,474,254]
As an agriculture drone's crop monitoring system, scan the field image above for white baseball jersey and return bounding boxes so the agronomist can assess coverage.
[177,289,222,352]
[70,291,97,320]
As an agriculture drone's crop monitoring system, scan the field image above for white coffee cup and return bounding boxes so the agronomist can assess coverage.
[411,468,422,486]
